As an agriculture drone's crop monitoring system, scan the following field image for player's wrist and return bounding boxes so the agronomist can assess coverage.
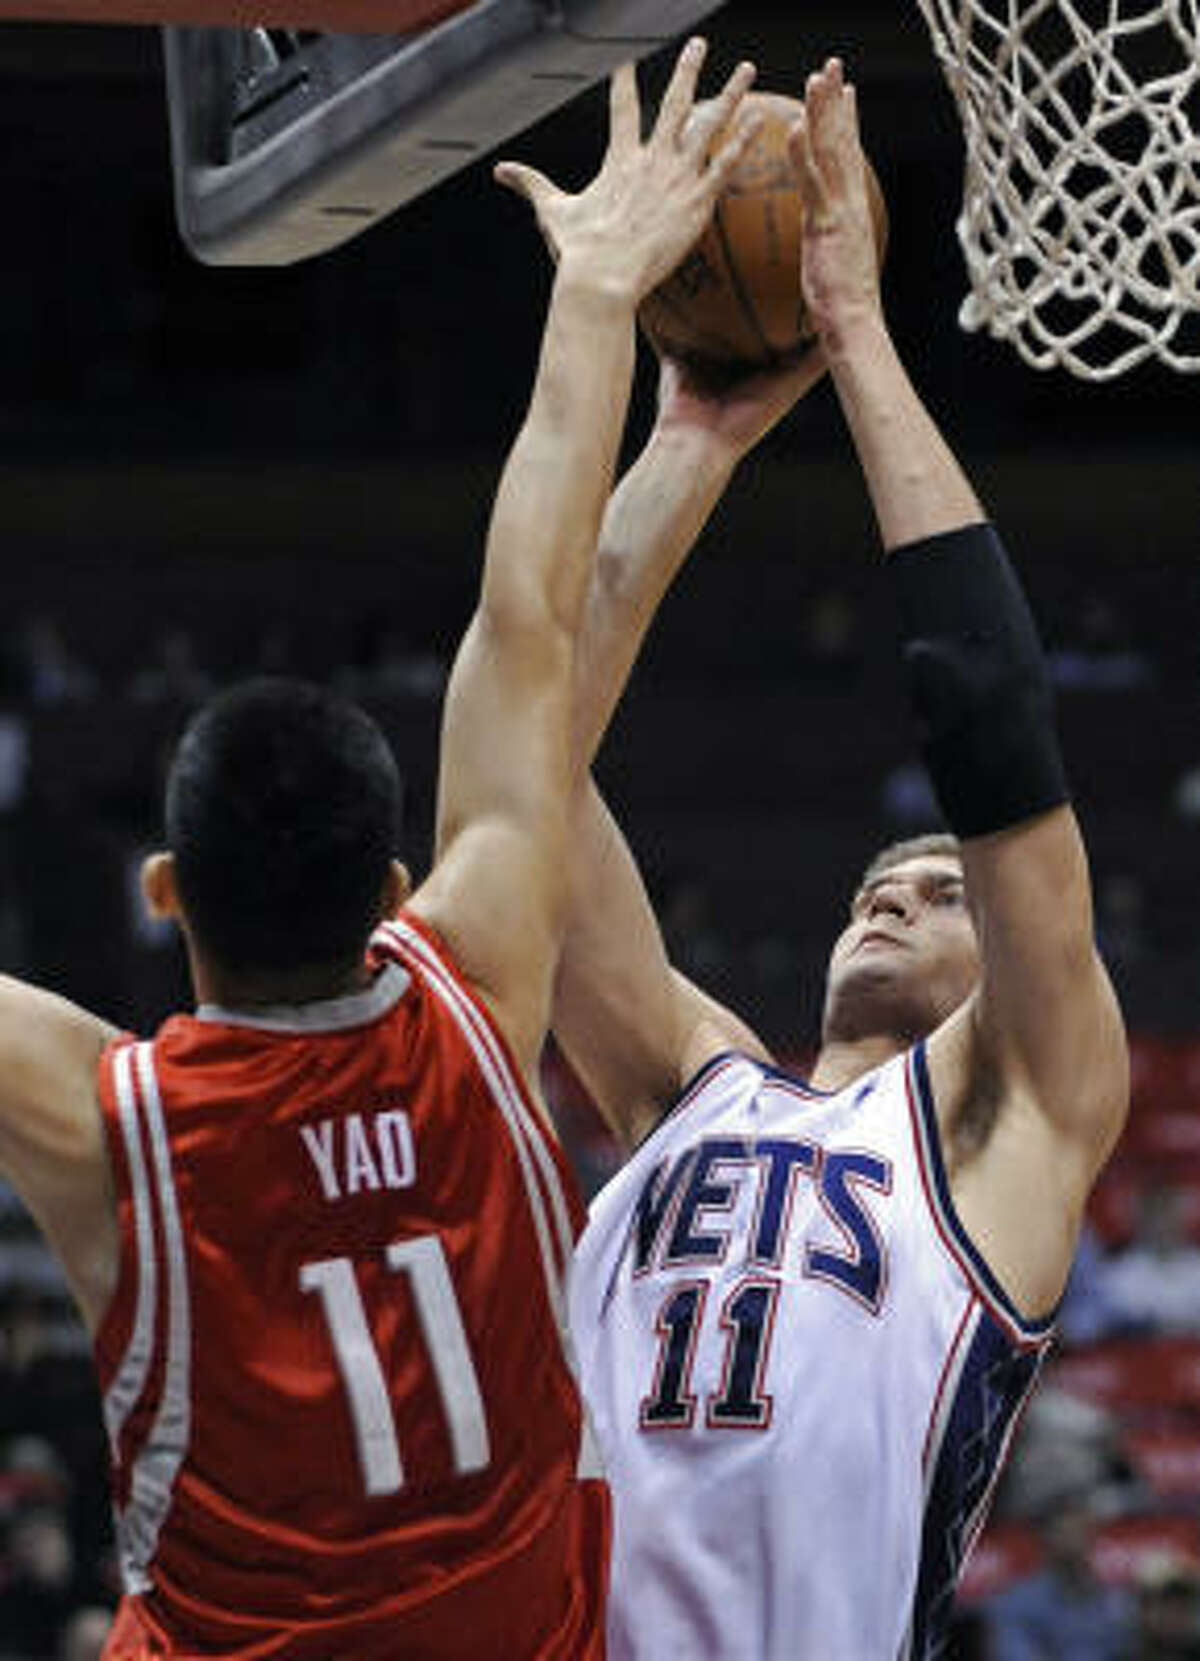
[553,257,643,314]
[812,299,890,365]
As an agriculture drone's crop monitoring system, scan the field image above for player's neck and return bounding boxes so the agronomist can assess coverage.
[808,1033,907,1094]
[192,956,374,1012]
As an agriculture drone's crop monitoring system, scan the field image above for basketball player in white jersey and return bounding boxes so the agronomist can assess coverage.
[0,42,767,1658]
[554,60,1130,1660]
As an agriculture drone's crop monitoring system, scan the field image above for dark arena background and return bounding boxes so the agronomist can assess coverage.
[0,4,1198,1656]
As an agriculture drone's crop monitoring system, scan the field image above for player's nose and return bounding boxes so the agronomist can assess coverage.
[866,880,913,921]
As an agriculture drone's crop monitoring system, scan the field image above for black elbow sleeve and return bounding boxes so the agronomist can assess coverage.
[890,523,1069,839]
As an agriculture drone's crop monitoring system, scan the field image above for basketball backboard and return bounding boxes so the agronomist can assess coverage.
[160,0,730,265]
[0,0,470,20]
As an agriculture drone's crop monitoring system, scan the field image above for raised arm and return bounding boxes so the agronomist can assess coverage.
[0,978,118,1332]
[409,41,760,1077]
[792,60,1128,1313]
[553,354,825,1142]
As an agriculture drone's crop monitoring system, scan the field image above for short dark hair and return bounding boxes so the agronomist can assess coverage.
[165,678,402,974]
[858,832,961,894]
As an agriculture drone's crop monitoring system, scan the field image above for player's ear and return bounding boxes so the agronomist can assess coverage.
[381,859,412,920]
[141,851,183,921]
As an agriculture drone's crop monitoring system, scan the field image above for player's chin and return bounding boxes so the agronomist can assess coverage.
[826,960,930,1038]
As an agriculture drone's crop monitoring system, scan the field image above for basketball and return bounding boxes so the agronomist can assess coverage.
[639,91,888,372]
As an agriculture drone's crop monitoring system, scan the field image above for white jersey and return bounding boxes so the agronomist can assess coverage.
[568,1043,1054,1661]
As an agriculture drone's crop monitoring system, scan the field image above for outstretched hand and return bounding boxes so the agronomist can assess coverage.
[494,38,762,306]
[789,58,884,350]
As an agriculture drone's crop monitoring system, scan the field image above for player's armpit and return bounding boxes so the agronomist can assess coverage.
[0,976,119,1331]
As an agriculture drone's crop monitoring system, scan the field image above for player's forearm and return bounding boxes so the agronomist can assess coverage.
[824,313,984,551]
[554,781,684,1144]
[574,425,735,764]
[482,268,638,642]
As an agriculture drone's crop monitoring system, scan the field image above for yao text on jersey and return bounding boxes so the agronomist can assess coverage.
[569,1044,1053,1661]
[94,912,608,1659]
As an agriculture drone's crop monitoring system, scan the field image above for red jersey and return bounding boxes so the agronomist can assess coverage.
[93,911,608,1658]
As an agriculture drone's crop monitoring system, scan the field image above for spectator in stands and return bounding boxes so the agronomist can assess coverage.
[58,1605,113,1661]
[1048,590,1154,693]
[1102,1179,1200,1336]
[985,1487,1135,1661]
[125,626,212,707]
[337,616,446,703]
[1097,872,1151,972]
[1123,1551,1200,1661]
[1172,764,1200,822]
[0,1504,81,1659]
[658,867,730,989]
[13,616,97,708]
[879,759,939,828]
[1001,1385,1133,1523]
[1058,1219,1125,1346]
[0,1437,69,1516]
[798,585,861,687]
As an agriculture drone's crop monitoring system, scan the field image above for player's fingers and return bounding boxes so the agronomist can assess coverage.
[823,82,872,228]
[841,84,869,179]
[704,106,764,197]
[684,59,756,158]
[494,160,560,213]
[606,62,641,155]
[788,111,826,217]
[806,60,852,193]
[803,64,837,156]
[654,35,708,148]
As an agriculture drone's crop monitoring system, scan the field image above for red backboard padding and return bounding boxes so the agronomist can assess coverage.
[0,0,472,27]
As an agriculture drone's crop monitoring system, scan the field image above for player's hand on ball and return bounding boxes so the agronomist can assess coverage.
[494,38,763,304]
[654,348,826,463]
[789,59,885,350]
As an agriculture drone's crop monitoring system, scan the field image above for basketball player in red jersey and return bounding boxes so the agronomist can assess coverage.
[0,40,764,1659]
[552,61,1130,1659]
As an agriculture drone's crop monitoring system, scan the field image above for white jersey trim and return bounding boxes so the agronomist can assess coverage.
[375,919,574,1328]
[904,1043,1056,1349]
[921,1299,981,1498]
[376,922,607,1478]
[102,1045,159,1456]
[115,1043,193,1594]
[961,1344,1048,1562]
[195,962,410,1033]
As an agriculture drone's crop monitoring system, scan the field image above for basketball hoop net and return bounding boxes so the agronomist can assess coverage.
[914,0,1200,378]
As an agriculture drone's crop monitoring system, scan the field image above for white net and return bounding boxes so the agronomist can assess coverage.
[914,0,1200,378]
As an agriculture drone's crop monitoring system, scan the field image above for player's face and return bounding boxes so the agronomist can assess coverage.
[821,856,980,1045]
